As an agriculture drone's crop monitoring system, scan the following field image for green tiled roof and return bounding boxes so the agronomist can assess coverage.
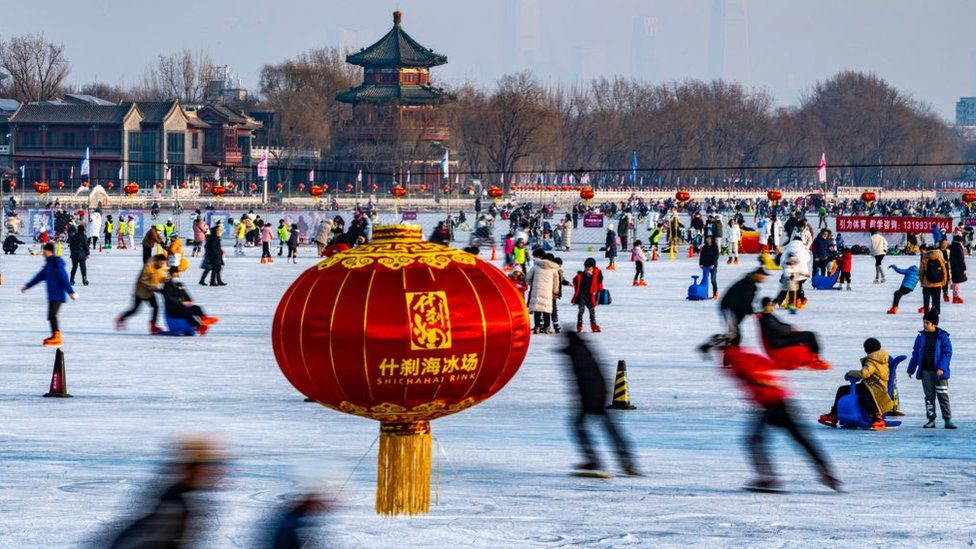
[346,12,447,69]
[336,84,450,105]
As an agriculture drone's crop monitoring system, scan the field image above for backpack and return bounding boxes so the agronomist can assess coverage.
[596,289,612,305]
[925,258,945,284]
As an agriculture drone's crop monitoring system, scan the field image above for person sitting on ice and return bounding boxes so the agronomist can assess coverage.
[818,338,893,430]
[757,297,822,358]
[162,267,219,335]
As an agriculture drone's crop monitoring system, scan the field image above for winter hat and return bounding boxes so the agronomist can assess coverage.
[923,310,939,326]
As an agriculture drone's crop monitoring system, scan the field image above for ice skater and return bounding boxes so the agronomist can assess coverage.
[631,240,646,286]
[162,267,219,335]
[906,311,955,429]
[560,330,639,477]
[21,242,77,347]
[886,263,919,314]
[571,258,603,333]
[116,254,169,334]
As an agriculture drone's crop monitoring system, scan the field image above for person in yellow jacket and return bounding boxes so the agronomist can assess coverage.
[115,254,170,334]
[166,231,190,272]
[276,219,290,257]
[234,218,248,256]
[117,218,128,249]
[818,338,892,430]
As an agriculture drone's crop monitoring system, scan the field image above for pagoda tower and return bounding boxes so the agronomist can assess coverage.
[334,11,453,192]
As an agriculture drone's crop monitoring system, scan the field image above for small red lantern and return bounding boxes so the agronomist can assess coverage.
[391,185,407,202]
[210,184,226,200]
[276,183,283,192]
[203,182,212,191]
[963,191,976,210]
[443,184,451,193]
[487,185,504,203]
[767,189,782,207]
[180,182,188,189]
[34,181,50,198]
[272,225,529,516]
[308,184,324,201]
[9,181,16,190]
[226,182,236,191]
[298,183,305,192]
[155,182,164,190]
[579,186,595,206]
[372,184,379,192]
[861,191,877,207]
[467,185,475,192]
[675,189,691,207]
[250,183,258,192]
[81,182,90,189]
[346,184,354,192]
[57,181,65,190]
[107,182,114,190]
[419,184,427,192]
[124,183,139,198]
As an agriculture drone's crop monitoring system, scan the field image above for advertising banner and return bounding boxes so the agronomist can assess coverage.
[835,216,952,234]
[582,213,605,228]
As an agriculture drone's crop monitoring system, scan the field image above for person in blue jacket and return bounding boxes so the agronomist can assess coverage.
[886,263,919,314]
[930,224,944,247]
[21,242,77,347]
[906,310,955,429]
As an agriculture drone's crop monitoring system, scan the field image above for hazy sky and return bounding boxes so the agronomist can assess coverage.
[2,0,974,120]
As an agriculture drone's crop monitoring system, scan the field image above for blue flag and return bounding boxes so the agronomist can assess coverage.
[630,151,638,182]
[80,147,90,177]
[19,165,25,179]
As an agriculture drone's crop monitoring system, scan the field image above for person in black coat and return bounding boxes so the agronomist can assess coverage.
[757,298,820,353]
[560,330,638,475]
[3,233,25,254]
[811,229,831,277]
[698,235,720,299]
[67,224,90,286]
[200,225,226,286]
[162,267,216,334]
[717,267,768,344]
[949,235,968,302]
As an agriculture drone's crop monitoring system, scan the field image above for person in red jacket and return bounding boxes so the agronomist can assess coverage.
[571,257,603,333]
[704,337,841,492]
[838,247,853,291]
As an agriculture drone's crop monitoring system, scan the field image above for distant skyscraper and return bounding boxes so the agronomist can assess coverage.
[630,16,658,81]
[707,0,725,81]
[708,0,751,85]
[956,97,976,126]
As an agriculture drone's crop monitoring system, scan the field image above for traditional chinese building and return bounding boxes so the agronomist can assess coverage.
[333,11,453,192]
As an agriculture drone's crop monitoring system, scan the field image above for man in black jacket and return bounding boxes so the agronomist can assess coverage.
[163,267,218,335]
[757,297,820,353]
[715,267,768,345]
[560,331,639,476]
[200,224,226,286]
[67,224,90,286]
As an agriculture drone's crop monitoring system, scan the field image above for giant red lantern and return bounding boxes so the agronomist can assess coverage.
[124,183,139,198]
[675,189,691,207]
[963,191,976,210]
[487,185,504,203]
[579,186,595,206]
[34,181,50,198]
[273,225,530,516]
[767,189,782,207]
[308,184,324,202]
[861,191,877,208]
[210,184,226,200]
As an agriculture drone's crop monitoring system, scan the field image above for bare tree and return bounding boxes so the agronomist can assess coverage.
[0,33,70,101]
[137,49,218,103]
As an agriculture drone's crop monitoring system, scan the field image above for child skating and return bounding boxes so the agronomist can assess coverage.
[631,240,647,286]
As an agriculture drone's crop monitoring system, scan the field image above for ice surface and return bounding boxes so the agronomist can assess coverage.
[0,230,974,547]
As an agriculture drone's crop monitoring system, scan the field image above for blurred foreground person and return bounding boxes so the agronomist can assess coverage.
[559,330,639,477]
[701,335,841,493]
[107,436,225,548]
[265,492,335,549]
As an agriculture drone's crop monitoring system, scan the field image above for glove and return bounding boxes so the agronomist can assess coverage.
[844,369,861,380]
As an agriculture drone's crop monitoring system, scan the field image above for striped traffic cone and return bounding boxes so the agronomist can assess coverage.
[608,360,636,410]
[43,349,72,398]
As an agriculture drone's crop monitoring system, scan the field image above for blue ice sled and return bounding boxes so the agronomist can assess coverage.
[812,267,841,290]
[837,355,906,428]
[164,314,196,336]
[686,266,711,301]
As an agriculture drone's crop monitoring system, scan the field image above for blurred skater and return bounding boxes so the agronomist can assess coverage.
[560,330,639,476]
[264,492,334,549]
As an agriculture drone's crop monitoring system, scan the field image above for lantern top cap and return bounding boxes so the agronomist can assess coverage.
[372,224,423,243]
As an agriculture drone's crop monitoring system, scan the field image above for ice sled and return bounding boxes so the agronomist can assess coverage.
[837,355,906,429]
[812,264,841,290]
[164,314,196,336]
[758,320,823,370]
[686,266,711,301]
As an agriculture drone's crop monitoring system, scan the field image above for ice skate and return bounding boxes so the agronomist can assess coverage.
[43,331,62,347]
[149,322,164,335]
[886,307,898,314]
[945,420,957,429]
[817,413,837,428]
[923,419,936,428]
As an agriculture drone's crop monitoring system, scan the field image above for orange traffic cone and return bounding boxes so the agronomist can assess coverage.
[490,246,496,261]
[687,245,695,258]
[651,247,658,261]
[43,348,72,398]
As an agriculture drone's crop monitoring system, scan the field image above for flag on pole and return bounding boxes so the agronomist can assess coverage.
[817,153,827,183]
[118,165,123,182]
[214,167,221,182]
[406,169,411,184]
[70,166,74,180]
[308,169,314,183]
[165,166,172,181]
[256,151,268,179]
[80,147,90,177]
[19,165,25,181]
[440,150,450,179]
[630,151,638,182]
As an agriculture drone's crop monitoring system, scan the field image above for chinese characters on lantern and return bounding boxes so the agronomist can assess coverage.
[376,354,480,385]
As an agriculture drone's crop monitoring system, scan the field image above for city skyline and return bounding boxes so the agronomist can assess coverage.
[1,0,974,119]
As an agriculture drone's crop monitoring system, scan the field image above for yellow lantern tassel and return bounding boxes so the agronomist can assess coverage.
[376,421,432,517]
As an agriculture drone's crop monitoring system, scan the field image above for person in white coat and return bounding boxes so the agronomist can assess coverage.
[770,217,785,252]
[727,218,742,264]
[526,252,561,334]
[779,236,812,305]
[88,211,102,250]
[869,227,889,283]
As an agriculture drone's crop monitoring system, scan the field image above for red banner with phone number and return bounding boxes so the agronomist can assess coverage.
[836,216,952,234]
